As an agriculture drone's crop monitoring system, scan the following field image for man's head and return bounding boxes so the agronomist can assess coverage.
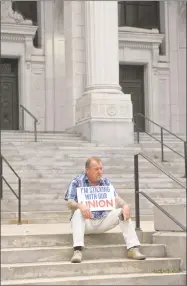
[85,157,103,185]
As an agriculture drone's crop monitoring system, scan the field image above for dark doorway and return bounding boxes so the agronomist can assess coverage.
[0,58,19,130]
[119,64,145,131]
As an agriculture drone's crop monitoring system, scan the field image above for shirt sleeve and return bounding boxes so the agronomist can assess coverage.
[64,179,78,201]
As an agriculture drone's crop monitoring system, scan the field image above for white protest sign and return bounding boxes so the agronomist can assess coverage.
[77,185,116,211]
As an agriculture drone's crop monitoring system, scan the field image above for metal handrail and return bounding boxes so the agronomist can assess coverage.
[134,153,186,232]
[134,113,185,142]
[133,113,187,179]
[20,104,38,142]
[0,154,21,224]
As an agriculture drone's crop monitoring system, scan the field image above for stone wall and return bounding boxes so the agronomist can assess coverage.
[178,2,186,134]
[1,0,185,135]
[167,1,186,134]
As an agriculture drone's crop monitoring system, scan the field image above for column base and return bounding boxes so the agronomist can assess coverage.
[75,91,134,146]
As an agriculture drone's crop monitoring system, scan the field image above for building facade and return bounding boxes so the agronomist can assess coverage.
[1,1,186,145]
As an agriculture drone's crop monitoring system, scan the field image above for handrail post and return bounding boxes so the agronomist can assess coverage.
[34,120,37,142]
[161,127,164,162]
[135,115,140,143]
[0,156,3,199]
[137,129,140,143]
[20,105,38,142]
[134,154,141,230]
[184,141,187,181]
[18,178,21,224]
[21,107,24,130]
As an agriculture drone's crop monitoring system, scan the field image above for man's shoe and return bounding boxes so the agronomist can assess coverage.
[71,250,82,263]
[127,247,146,260]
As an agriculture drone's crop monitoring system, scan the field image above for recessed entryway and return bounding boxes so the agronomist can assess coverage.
[0,58,19,130]
[119,64,145,131]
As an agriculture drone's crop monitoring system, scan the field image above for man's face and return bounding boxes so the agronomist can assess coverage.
[86,160,103,184]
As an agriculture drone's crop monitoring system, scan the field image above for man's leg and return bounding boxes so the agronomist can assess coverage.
[71,209,86,262]
[71,209,85,248]
[91,209,146,260]
[71,209,97,263]
[71,208,146,262]
[118,211,146,260]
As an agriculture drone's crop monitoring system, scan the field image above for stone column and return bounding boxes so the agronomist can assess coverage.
[75,1,133,145]
[167,1,180,133]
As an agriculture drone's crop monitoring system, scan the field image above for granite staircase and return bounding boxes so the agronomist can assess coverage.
[1,131,186,285]
[1,222,186,285]
[1,130,186,224]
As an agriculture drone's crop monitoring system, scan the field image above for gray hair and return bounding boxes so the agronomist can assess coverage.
[85,157,102,169]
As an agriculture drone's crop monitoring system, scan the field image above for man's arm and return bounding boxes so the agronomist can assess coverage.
[65,180,82,211]
[115,195,130,220]
[106,180,128,208]
[67,199,80,211]
[68,199,92,219]
[115,195,128,208]
[65,179,92,219]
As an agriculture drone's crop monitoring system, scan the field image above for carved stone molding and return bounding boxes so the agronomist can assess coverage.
[118,27,164,46]
[1,34,24,42]
[31,66,45,74]
[118,26,164,64]
[120,43,152,50]
[26,62,31,69]
[107,105,117,117]
[76,93,132,123]
[1,0,32,25]
[152,67,158,76]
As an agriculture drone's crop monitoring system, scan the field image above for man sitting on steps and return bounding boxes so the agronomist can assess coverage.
[65,157,146,263]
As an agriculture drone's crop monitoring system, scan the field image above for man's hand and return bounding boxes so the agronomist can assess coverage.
[78,204,92,219]
[122,204,130,221]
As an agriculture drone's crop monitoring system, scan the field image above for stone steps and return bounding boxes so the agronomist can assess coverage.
[1,130,186,285]
[1,258,181,282]
[2,167,185,177]
[2,161,184,168]
[2,146,184,153]
[2,184,185,193]
[3,187,186,197]
[2,145,184,150]
[2,198,186,215]
[1,212,154,224]
[2,172,186,181]
[3,190,186,203]
[2,163,184,171]
[1,223,185,285]
[1,151,184,158]
[1,181,185,190]
[2,244,166,264]
[2,152,184,160]
[1,130,186,225]
[2,187,186,224]
[2,272,186,285]
[1,175,185,182]
[2,216,186,285]
[1,226,154,248]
